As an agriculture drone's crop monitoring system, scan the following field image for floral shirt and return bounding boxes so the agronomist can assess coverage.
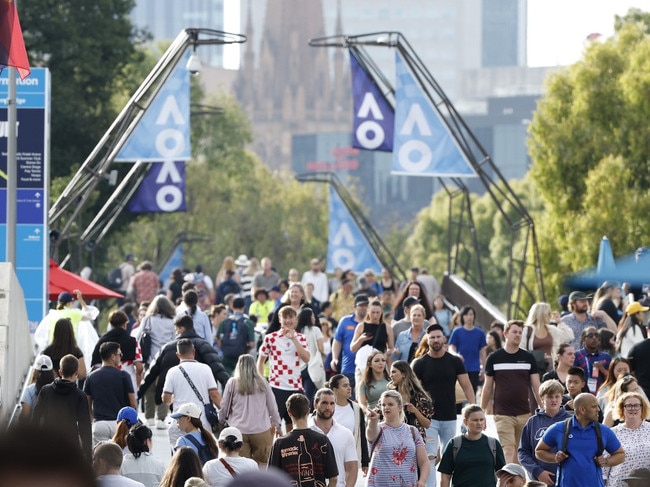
[367,423,424,487]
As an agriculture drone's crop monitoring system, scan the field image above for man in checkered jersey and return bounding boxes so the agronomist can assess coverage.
[257,306,311,433]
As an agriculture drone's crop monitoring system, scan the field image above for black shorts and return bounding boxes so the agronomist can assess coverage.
[271,387,301,423]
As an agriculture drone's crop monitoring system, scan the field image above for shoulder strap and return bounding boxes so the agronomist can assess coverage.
[369,427,384,458]
[179,366,204,403]
[561,417,572,452]
[184,434,202,450]
[594,421,604,455]
[220,458,237,477]
[487,435,497,465]
[452,435,463,462]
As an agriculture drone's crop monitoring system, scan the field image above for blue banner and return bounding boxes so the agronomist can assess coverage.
[115,51,191,162]
[326,186,382,274]
[0,68,50,328]
[391,52,476,177]
[159,243,183,286]
[350,53,393,152]
[127,161,186,213]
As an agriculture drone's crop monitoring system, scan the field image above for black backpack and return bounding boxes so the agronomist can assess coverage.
[107,266,123,289]
[220,315,250,359]
[184,434,216,465]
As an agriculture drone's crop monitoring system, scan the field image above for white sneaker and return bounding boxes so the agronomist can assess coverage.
[156,419,167,430]
[146,418,155,427]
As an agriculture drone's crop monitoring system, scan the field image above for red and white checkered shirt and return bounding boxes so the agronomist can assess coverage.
[259,329,308,391]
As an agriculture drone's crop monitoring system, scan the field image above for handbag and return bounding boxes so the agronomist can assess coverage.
[139,316,152,363]
[214,384,234,435]
[179,366,219,427]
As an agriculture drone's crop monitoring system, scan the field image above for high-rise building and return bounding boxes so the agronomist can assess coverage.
[130,0,225,67]
[482,0,527,67]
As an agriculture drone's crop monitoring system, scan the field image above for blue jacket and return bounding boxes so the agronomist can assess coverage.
[518,407,571,481]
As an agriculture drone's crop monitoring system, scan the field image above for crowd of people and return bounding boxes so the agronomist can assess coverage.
[14,254,650,486]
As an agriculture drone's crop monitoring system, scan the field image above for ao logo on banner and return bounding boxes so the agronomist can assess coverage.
[326,186,382,274]
[391,52,476,177]
[127,161,186,213]
[116,51,191,163]
[350,54,394,152]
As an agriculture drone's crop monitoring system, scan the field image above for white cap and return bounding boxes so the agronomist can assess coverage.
[218,426,243,442]
[170,402,202,419]
[33,355,53,371]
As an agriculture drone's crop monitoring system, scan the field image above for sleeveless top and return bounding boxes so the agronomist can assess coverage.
[362,322,388,352]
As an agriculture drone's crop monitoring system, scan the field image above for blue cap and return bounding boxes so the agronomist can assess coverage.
[58,292,75,304]
[117,407,139,426]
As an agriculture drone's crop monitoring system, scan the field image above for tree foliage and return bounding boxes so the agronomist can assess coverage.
[21,0,147,178]
[400,177,543,312]
[528,15,650,300]
[102,92,329,280]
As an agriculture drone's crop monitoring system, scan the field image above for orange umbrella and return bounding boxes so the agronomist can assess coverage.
[48,259,123,301]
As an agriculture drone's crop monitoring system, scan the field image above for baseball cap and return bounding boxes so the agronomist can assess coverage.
[496,463,526,478]
[170,403,202,419]
[33,354,53,371]
[57,292,75,304]
[354,294,369,306]
[218,426,243,442]
[627,301,650,316]
[269,285,281,293]
[569,290,589,301]
[117,406,139,426]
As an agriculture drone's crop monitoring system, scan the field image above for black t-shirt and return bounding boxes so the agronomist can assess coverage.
[83,366,133,420]
[629,339,650,397]
[412,353,466,421]
[485,348,537,416]
[269,428,338,485]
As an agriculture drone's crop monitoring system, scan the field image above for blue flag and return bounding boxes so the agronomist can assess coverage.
[391,52,476,177]
[127,161,186,213]
[350,53,394,152]
[116,51,191,162]
[159,243,183,286]
[326,186,382,274]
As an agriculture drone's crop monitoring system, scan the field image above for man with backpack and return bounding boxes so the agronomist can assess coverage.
[535,393,625,487]
[216,297,255,374]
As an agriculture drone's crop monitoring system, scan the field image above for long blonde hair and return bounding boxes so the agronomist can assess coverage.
[233,354,268,395]
[525,302,551,330]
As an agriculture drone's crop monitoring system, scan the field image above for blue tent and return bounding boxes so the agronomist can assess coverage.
[566,240,650,289]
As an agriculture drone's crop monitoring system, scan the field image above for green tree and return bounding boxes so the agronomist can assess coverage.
[21,0,147,178]
[101,91,329,281]
[528,16,650,300]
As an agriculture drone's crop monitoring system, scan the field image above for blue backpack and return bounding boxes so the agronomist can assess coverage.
[219,315,250,359]
[183,434,216,465]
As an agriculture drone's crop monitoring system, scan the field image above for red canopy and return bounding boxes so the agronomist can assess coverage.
[49,259,123,301]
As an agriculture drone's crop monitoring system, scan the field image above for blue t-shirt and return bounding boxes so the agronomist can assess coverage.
[334,314,359,374]
[448,326,487,373]
[541,417,621,487]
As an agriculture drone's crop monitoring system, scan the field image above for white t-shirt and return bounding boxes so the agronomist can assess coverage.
[302,270,330,303]
[163,360,218,431]
[120,453,166,487]
[333,402,356,434]
[202,455,258,486]
[310,419,358,487]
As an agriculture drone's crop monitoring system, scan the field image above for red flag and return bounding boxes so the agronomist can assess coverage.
[0,0,30,80]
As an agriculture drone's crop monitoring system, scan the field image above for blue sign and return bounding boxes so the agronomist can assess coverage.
[350,53,394,152]
[116,51,191,162]
[127,161,186,213]
[159,243,183,286]
[326,186,382,274]
[392,52,476,177]
[0,68,50,328]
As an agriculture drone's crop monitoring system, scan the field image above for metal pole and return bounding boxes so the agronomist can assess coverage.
[6,67,17,269]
